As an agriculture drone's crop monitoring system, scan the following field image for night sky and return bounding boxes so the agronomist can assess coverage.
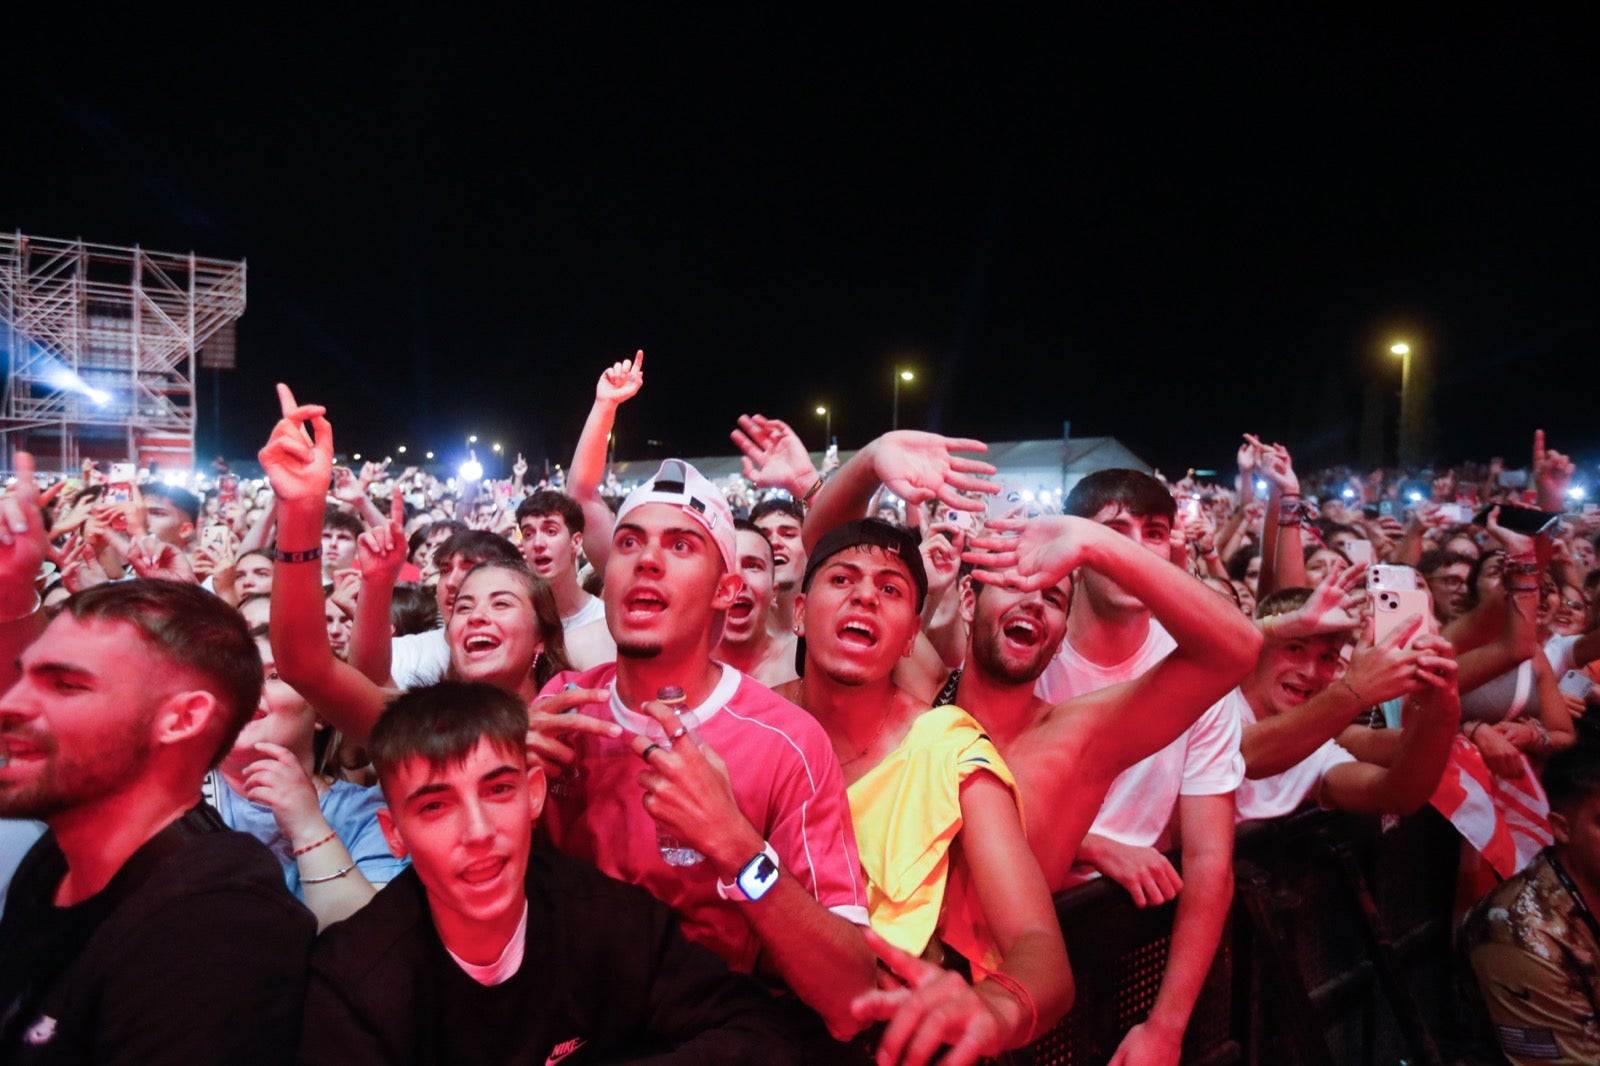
[4,8,1596,480]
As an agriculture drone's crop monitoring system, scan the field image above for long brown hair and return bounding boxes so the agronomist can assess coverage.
[458,560,573,689]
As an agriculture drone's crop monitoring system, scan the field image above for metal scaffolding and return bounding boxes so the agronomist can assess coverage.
[0,231,245,473]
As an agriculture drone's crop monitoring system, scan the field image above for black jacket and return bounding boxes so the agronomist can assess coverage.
[299,851,805,1065]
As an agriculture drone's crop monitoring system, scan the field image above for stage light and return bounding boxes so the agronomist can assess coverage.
[1408,491,1423,503]
[459,458,483,481]
[425,451,435,460]
[1342,488,1355,499]
[1569,486,1587,501]
[1256,479,1269,493]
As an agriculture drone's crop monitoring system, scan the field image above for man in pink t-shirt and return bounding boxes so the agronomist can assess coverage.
[528,459,873,1041]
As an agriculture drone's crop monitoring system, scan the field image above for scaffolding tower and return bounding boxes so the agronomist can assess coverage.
[0,231,246,473]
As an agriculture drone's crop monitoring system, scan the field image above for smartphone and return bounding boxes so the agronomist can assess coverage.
[1370,564,1428,644]
[1472,504,1562,536]
[218,474,239,507]
[1344,539,1375,567]
[1378,500,1396,518]
[1178,494,1203,522]
[202,524,231,554]
[1436,503,1473,524]
[105,462,136,505]
[1361,503,1381,519]
[1560,670,1596,701]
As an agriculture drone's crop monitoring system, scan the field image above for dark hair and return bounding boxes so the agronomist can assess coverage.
[1418,549,1474,577]
[437,529,521,571]
[1064,469,1176,523]
[1464,549,1506,611]
[322,506,364,539]
[369,681,529,794]
[391,582,440,636]
[1226,544,1260,583]
[237,548,273,569]
[515,490,585,536]
[141,483,201,524]
[410,519,468,562]
[751,497,805,526]
[454,560,572,689]
[734,518,774,562]
[1303,542,1351,565]
[65,579,261,767]
[801,518,928,613]
[1542,741,1600,814]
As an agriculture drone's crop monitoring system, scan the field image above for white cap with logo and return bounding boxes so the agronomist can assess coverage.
[614,459,738,574]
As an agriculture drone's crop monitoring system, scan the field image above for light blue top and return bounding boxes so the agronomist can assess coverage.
[209,775,408,900]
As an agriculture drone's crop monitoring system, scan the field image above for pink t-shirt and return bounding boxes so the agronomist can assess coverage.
[537,663,869,971]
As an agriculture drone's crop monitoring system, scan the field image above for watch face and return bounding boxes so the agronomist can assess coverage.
[737,852,780,900]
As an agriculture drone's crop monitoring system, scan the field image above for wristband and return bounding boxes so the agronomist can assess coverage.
[274,546,322,564]
[1277,496,1304,526]
[1531,719,1552,752]
[1338,677,1367,706]
[300,863,355,885]
[800,476,825,509]
[292,828,338,857]
[1464,721,1483,740]
[983,971,1039,1043]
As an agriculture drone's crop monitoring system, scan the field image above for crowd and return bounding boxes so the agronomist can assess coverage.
[1,350,1597,1065]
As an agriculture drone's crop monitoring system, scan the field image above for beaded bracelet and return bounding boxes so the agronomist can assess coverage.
[301,863,356,885]
[292,828,337,857]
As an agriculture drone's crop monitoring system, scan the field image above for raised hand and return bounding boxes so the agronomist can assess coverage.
[0,452,49,606]
[1245,434,1299,497]
[126,536,199,584]
[1533,429,1575,510]
[59,540,111,594]
[596,349,645,406]
[849,929,1007,1066]
[731,413,818,494]
[964,515,1092,592]
[869,431,997,513]
[330,466,366,505]
[512,452,529,480]
[240,742,327,846]
[919,524,966,602]
[258,383,334,504]
[1269,563,1366,639]
[355,487,408,587]
[629,697,755,866]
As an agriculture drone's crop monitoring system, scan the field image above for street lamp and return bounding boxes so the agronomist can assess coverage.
[1390,342,1412,467]
[815,405,831,445]
[892,369,915,431]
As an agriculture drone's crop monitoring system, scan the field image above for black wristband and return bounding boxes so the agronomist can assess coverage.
[274,546,323,564]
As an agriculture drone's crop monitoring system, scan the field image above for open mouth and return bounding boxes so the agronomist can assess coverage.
[772,551,790,569]
[624,588,668,617]
[1001,615,1042,647]
[837,620,878,648]
[463,633,502,654]
[1280,681,1314,703]
[0,737,45,767]
[728,596,755,623]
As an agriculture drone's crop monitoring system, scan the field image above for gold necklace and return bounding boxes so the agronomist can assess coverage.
[840,706,894,767]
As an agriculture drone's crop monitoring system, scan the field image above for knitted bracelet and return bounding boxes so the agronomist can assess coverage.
[292,828,337,857]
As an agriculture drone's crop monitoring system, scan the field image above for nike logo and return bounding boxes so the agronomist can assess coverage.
[546,1036,586,1065]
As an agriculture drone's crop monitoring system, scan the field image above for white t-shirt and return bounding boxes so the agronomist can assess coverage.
[1233,692,1357,822]
[391,627,449,690]
[1034,619,1177,706]
[1545,633,1584,676]
[562,594,605,632]
[1040,621,1244,885]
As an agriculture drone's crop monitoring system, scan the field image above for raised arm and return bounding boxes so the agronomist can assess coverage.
[345,488,408,688]
[966,515,1263,778]
[1250,436,1307,594]
[569,350,644,571]
[803,431,997,551]
[1320,638,1460,815]
[730,414,821,502]
[259,384,391,744]
[0,452,51,693]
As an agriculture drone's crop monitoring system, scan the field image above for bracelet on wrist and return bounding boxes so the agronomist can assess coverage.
[292,828,338,857]
[300,863,356,885]
[0,592,43,624]
[1339,677,1367,705]
[1464,721,1482,740]
[982,971,1039,1044]
[274,546,322,564]
[800,476,825,509]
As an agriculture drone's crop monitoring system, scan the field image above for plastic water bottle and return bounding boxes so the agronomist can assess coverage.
[655,685,705,866]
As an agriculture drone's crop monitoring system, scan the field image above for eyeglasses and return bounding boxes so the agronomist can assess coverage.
[1431,575,1468,590]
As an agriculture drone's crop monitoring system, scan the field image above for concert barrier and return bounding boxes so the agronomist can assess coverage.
[1017,807,1466,1066]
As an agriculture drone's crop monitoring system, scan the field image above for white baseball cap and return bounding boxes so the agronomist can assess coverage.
[614,459,737,574]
